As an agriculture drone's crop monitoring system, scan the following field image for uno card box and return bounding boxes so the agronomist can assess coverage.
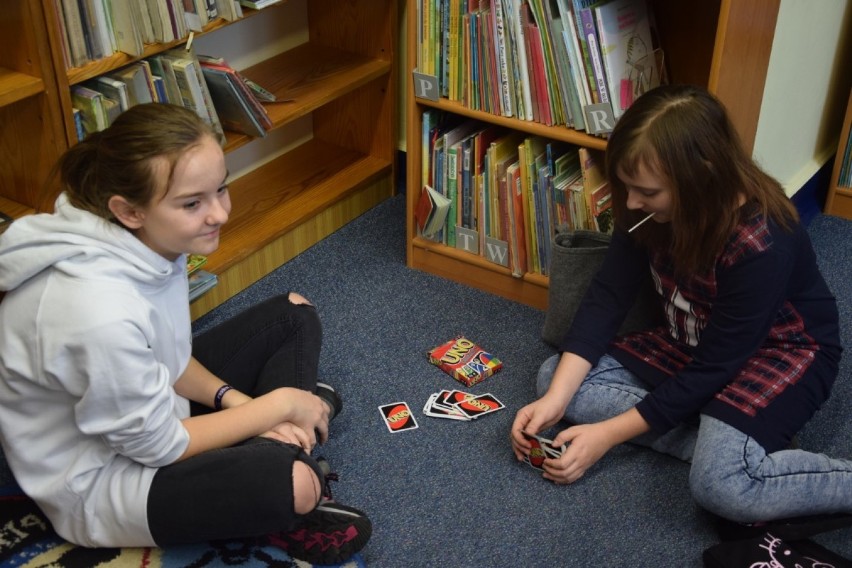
[428,336,503,387]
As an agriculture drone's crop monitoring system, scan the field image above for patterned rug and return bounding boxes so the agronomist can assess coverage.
[0,487,366,568]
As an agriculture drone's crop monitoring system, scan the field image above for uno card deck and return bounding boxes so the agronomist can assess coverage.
[521,431,565,471]
[378,402,418,433]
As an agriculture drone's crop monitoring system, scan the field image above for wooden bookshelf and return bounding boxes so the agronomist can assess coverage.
[825,88,852,220]
[2,0,397,319]
[0,2,66,217]
[404,0,780,310]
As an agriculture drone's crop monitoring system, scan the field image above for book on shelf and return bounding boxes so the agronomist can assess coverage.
[107,0,145,57]
[198,54,273,131]
[415,185,452,238]
[88,75,130,112]
[161,48,226,144]
[186,254,208,276]
[71,85,109,136]
[200,66,267,137]
[594,0,657,119]
[238,0,282,10]
[428,336,503,387]
[59,0,90,68]
[143,0,175,43]
[188,269,218,302]
[108,62,155,107]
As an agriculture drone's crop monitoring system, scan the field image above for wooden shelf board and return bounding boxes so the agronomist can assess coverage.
[206,137,392,274]
[241,43,392,125]
[410,237,549,310]
[0,195,36,219]
[218,44,392,153]
[0,68,44,106]
[415,97,608,151]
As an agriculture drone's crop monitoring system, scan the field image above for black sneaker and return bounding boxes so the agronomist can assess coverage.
[716,512,852,541]
[316,382,343,421]
[268,499,371,565]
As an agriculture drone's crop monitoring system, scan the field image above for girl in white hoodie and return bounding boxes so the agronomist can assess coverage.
[0,103,369,565]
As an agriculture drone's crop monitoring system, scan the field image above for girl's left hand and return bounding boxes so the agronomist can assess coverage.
[262,422,313,451]
[542,423,617,484]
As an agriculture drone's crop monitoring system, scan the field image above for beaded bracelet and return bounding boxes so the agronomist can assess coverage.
[214,384,233,411]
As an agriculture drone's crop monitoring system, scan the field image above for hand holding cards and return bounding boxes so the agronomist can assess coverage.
[521,431,566,471]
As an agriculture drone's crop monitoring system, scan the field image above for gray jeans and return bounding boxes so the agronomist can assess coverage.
[537,354,852,523]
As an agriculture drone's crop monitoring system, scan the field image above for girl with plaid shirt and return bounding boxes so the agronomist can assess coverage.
[511,85,850,527]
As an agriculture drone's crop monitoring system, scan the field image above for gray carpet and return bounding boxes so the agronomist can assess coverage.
[192,194,852,567]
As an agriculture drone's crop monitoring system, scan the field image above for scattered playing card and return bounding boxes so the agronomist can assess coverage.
[423,393,470,421]
[454,393,505,419]
[379,402,418,433]
[421,389,505,421]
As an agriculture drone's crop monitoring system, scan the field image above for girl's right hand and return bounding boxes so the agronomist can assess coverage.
[510,395,568,460]
[271,387,330,445]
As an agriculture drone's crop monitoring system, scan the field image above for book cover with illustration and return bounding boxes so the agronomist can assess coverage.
[428,336,503,387]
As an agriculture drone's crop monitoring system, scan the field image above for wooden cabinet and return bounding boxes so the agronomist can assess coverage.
[404,0,779,310]
[825,89,852,220]
[1,0,397,319]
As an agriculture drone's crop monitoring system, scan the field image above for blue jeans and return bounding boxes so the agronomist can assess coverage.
[537,354,852,522]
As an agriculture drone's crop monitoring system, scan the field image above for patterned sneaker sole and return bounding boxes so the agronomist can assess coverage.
[269,504,371,565]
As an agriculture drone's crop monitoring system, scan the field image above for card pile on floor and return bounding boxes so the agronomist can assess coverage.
[521,431,565,470]
[423,389,505,421]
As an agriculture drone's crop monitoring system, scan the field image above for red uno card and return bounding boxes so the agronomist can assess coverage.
[379,402,418,433]
[522,435,549,470]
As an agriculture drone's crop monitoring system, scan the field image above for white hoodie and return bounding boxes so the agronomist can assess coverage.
[0,193,192,547]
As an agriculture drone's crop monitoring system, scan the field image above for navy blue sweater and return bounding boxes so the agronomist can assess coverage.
[559,210,842,452]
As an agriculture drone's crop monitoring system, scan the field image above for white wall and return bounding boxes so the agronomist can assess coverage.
[753,0,852,196]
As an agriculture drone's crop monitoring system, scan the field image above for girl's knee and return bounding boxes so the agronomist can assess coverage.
[689,460,758,523]
[287,291,313,307]
[292,460,322,514]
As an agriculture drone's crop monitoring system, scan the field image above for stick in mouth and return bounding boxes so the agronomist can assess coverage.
[628,212,655,233]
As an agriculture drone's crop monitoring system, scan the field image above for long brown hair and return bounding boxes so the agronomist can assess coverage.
[606,84,798,276]
[55,103,214,222]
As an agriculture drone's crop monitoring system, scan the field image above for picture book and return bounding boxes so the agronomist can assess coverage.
[186,254,208,276]
[415,184,452,238]
[428,336,503,387]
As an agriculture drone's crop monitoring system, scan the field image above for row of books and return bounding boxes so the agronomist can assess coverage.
[52,0,246,69]
[415,110,611,278]
[70,47,274,143]
[415,0,661,134]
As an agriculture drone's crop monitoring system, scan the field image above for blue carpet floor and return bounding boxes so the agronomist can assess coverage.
[192,195,852,567]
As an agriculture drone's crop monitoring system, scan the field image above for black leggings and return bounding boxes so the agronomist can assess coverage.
[147,294,325,545]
